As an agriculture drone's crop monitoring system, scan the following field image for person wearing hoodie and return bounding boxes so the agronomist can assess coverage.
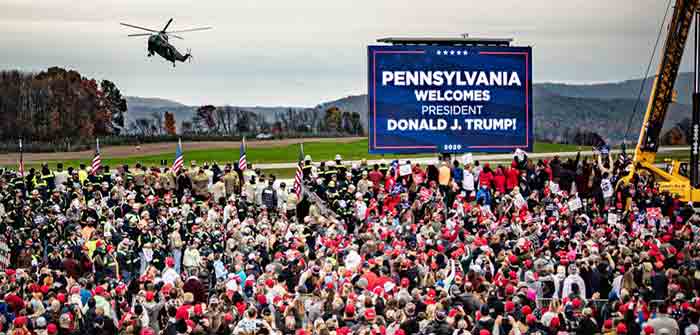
[562,264,587,299]
[493,167,506,194]
[506,162,520,193]
[183,242,202,276]
[141,291,164,334]
[479,164,494,189]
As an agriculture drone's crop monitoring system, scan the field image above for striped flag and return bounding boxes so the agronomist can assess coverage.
[238,137,247,171]
[18,139,24,177]
[172,138,184,174]
[294,143,304,199]
[91,138,102,175]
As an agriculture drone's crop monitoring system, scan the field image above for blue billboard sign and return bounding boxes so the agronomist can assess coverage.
[368,45,533,154]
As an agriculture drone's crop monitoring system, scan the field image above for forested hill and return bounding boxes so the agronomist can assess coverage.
[126,73,696,144]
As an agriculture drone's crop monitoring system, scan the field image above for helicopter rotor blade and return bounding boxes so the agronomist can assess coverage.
[167,27,212,34]
[167,34,184,40]
[120,22,159,33]
[127,33,152,37]
[162,18,173,33]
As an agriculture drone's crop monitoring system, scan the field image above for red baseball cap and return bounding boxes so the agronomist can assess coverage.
[549,317,560,328]
[572,298,582,309]
[526,314,536,325]
[616,323,628,334]
[93,286,106,296]
[604,319,613,329]
[345,304,355,316]
[508,255,518,264]
[364,309,376,320]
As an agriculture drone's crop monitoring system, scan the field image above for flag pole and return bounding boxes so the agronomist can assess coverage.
[18,139,22,177]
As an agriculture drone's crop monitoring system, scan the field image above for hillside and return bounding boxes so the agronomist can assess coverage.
[125,72,697,143]
[537,72,694,105]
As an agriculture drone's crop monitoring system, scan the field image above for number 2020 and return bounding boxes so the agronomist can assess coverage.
[444,144,462,150]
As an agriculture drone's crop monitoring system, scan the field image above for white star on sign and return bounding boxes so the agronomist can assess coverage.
[456,50,462,55]
[436,50,442,55]
[450,50,455,55]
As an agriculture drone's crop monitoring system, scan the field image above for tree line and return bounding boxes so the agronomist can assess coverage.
[129,105,364,137]
[0,67,127,143]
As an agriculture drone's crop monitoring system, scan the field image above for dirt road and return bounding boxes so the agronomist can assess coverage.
[0,137,364,165]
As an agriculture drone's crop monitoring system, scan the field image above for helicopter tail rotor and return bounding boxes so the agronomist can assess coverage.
[186,49,193,62]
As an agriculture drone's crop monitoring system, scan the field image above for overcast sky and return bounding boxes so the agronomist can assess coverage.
[0,0,692,106]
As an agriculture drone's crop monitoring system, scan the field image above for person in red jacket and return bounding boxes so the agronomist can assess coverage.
[505,161,519,192]
[368,164,384,192]
[479,164,494,189]
[543,160,553,181]
[493,167,506,194]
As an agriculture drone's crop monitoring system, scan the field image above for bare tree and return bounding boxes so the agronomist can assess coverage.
[151,111,164,135]
[131,118,155,136]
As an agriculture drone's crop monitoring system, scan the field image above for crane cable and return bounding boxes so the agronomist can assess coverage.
[622,0,674,148]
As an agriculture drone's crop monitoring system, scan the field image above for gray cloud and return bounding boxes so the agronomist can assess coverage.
[0,0,689,105]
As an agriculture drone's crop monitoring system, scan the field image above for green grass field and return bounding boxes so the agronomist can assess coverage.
[37,139,581,169]
[18,139,581,179]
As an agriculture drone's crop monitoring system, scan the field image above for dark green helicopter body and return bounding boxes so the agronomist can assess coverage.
[121,19,211,67]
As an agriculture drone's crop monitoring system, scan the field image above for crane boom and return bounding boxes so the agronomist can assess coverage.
[635,0,699,163]
[622,0,700,202]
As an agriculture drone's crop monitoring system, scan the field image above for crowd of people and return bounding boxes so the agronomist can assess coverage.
[0,149,697,335]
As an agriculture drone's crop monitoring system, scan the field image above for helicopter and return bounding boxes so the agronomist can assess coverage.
[120,19,211,67]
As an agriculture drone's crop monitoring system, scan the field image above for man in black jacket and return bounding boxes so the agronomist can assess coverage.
[400,303,420,335]
[423,310,454,335]
[576,308,598,335]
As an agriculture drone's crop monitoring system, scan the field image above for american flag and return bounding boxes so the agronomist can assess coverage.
[17,139,24,177]
[91,138,101,175]
[171,138,184,174]
[238,137,247,171]
[294,143,304,199]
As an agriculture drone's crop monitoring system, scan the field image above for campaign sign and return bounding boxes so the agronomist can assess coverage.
[368,45,533,154]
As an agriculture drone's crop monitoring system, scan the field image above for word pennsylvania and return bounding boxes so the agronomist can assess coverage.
[381,71,522,87]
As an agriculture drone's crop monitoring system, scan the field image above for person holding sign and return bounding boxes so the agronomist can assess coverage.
[463,165,475,199]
